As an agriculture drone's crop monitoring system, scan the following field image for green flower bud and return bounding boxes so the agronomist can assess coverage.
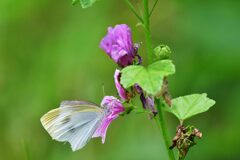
[154,44,172,60]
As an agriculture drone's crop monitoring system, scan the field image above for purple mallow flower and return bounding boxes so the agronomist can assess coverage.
[114,69,129,101]
[100,24,137,67]
[140,95,157,116]
[134,84,143,94]
[135,84,157,115]
[92,96,125,143]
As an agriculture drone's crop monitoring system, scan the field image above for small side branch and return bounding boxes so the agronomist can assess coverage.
[124,0,144,23]
[149,0,159,16]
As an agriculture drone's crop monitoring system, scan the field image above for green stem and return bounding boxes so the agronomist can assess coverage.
[124,0,144,23]
[142,2,174,158]
[143,0,153,64]
[124,1,175,159]
[155,99,175,160]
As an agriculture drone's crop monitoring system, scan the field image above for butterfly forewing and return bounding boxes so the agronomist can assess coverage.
[60,100,99,108]
[41,101,104,151]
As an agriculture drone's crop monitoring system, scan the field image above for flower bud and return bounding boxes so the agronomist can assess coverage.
[154,44,172,60]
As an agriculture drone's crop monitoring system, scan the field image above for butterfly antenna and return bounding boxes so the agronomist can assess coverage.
[102,83,106,96]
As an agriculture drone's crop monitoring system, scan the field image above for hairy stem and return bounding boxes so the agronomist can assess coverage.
[155,99,175,160]
[143,0,153,64]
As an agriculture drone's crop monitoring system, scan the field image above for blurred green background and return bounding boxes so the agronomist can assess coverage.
[1,0,240,159]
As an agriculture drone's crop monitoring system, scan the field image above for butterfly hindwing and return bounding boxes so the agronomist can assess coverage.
[41,101,104,151]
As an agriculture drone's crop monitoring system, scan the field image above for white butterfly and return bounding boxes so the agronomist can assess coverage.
[41,100,106,151]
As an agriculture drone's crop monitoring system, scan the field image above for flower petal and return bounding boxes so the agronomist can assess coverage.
[92,96,125,143]
[100,24,135,67]
[114,69,129,101]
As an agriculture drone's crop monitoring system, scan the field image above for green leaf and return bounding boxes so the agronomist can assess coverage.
[121,60,175,95]
[163,93,215,121]
[72,0,97,8]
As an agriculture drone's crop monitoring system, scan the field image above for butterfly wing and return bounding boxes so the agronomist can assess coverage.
[41,101,104,151]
